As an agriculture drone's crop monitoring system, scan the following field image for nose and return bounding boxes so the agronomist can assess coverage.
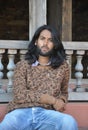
[44,39,48,45]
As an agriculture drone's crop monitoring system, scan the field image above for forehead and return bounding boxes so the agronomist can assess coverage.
[39,29,52,38]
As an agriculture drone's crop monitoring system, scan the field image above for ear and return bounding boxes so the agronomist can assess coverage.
[35,40,38,45]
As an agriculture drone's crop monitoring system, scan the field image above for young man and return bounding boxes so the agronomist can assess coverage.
[0,25,78,130]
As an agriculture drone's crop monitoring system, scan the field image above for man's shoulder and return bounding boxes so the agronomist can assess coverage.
[61,60,70,74]
[63,60,69,67]
[58,60,69,70]
[16,60,31,68]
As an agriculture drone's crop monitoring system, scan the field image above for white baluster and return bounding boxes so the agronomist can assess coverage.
[75,51,85,92]
[7,50,17,92]
[20,50,27,60]
[65,50,73,78]
[0,49,5,93]
[0,54,5,93]
[87,52,88,77]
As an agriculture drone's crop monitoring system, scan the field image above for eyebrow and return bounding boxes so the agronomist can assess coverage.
[39,35,52,39]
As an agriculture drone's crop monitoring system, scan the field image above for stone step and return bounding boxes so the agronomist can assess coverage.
[64,102,88,128]
[79,128,88,130]
[0,104,7,122]
[0,102,88,129]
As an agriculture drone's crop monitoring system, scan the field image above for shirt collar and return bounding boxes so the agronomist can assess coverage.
[32,61,39,66]
[32,60,51,66]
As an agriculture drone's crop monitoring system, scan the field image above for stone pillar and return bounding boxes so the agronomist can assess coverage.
[29,0,47,40]
[62,0,72,41]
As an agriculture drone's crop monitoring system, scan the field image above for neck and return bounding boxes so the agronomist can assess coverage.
[38,56,50,66]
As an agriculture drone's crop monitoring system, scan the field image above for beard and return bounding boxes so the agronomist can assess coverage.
[36,46,54,57]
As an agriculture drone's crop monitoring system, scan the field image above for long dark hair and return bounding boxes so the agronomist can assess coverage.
[25,25,66,68]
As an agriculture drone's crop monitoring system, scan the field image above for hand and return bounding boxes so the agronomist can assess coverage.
[53,99,66,112]
[39,94,56,105]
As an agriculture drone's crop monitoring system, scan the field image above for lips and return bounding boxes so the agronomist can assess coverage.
[41,46,49,51]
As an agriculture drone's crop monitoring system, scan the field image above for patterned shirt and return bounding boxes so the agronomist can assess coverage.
[7,60,70,112]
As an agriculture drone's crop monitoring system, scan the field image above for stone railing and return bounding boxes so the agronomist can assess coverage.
[0,40,88,102]
[63,42,88,91]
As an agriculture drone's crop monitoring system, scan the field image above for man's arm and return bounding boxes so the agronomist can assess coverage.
[13,61,40,104]
[39,62,70,111]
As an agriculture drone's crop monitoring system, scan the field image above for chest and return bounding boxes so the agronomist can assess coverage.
[26,67,65,90]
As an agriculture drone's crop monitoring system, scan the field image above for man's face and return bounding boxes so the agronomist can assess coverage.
[36,29,54,56]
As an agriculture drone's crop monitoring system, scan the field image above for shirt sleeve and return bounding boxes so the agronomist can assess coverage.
[13,60,40,104]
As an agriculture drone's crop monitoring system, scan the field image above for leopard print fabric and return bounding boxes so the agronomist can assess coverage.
[7,60,70,112]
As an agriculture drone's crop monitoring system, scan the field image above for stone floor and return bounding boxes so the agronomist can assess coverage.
[79,128,88,130]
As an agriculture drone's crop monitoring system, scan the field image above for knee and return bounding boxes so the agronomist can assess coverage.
[61,114,78,129]
[64,115,77,124]
[0,115,14,130]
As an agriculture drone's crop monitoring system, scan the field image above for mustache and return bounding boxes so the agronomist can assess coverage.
[36,45,54,57]
[41,46,49,49]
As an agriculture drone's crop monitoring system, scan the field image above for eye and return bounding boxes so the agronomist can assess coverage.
[39,36,45,40]
[49,38,53,42]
